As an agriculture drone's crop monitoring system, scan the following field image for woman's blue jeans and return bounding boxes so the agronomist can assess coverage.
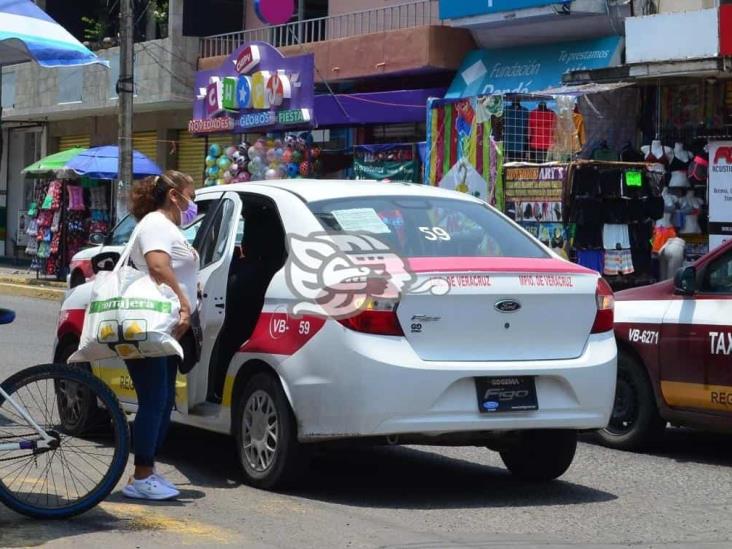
[125,356,177,467]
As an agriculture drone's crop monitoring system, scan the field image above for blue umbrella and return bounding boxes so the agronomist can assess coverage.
[66,146,162,180]
[0,0,103,67]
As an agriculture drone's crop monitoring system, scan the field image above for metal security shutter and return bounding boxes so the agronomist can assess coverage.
[177,131,207,187]
[58,135,90,151]
[132,131,158,163]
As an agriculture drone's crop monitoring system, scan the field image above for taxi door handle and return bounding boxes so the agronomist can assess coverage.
[215,303,225,309]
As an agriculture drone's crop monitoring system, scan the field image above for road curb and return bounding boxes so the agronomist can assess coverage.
[0,281,66,302]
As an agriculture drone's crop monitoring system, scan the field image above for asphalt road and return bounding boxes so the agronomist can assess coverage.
[1,296,731,548]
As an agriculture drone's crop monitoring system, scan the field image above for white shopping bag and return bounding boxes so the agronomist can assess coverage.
[70,228,183,363]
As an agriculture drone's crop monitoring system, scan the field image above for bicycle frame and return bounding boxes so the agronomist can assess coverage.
[0,385,56,451]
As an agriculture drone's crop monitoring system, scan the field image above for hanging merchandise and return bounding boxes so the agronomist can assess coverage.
[425,96,504,207]
[203,132,322,187]
[353,144,419,182]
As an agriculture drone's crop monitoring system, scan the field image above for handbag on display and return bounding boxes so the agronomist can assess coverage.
[70,226,183,363]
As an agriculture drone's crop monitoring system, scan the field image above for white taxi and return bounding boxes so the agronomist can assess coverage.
[55,180,617,488]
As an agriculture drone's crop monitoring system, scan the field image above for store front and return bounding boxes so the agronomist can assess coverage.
[425,35,702,290]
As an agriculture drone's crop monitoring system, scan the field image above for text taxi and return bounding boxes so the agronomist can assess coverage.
[599,239,732,450]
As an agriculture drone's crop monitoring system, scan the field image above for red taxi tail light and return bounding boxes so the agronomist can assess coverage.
[591,277,615,334]
[337,299,404,336]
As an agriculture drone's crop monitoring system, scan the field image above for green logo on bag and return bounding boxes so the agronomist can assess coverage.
[89,298,172,314]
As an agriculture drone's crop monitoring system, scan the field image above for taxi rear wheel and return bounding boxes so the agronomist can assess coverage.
[234,372,307,489]
[596,351,666,451]
[55,340,110,436]
[499,429,577,481]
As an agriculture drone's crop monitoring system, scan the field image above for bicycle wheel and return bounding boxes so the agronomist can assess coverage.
[0,364,129,519]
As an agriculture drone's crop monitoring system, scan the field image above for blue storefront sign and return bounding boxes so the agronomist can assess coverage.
[446,36,623,98]
[440,0,571,20]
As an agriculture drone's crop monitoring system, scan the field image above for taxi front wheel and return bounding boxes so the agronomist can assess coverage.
[499,429,577,481]
[595,351,666,451]
[234,372,308,489]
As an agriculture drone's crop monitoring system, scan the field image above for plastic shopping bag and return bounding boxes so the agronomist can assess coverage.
[69,241,183,363]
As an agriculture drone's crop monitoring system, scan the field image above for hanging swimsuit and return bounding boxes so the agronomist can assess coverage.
[668,155,690,173]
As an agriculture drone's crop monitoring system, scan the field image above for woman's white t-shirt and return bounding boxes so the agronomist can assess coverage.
[129,211,199,309]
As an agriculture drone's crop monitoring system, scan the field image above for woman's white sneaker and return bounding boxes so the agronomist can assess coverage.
[122,475,179,500]
[152,470,177,491]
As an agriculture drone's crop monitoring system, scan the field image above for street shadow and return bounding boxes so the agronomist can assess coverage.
[153,423,243,490]
[582,427,732,468]
[286,445,617,510]
[152,425,615,510]
[0,502,125,548]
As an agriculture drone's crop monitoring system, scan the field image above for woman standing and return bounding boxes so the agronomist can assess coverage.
[122,170,199,501]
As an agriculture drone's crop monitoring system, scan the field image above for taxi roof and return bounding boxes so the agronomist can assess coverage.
[197,179,483,205]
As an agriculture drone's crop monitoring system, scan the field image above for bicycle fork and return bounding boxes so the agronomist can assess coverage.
[0,386,58,452]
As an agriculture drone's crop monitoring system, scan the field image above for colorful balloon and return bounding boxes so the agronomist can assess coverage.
[287,163,299,178]
[292,150,303,163]
[216,178,225,185]
[204,177,216,187]
[207,166,219,178]
[208,143,222,157]
[282,149,293,163]
[225,146,237,159]
[264,168,279,180]
[218,156,232,171]
[299,161,310,177]
[205,155,216,167]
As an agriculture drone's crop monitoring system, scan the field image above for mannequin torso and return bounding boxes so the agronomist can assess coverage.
[669,142,692,188]
[656,187,678,228]
[642,140,673,174]
[679,189,704,234]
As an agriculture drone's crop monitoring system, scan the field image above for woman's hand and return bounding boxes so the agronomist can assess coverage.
[174,305,191,340]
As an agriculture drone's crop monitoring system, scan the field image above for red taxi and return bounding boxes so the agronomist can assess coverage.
[600,239,732,450]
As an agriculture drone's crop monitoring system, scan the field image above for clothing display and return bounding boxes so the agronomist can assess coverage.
[659,237,686,280]
[576,249,604,273]
[24,178,112,279]
[569,163,655,281]
[652,225,677,254]
[603,224,631,250]
[528,103,556,151]
[678,189,704,234]
[573,110,586,153]
[604,249,634,276]
[503,102,529,158]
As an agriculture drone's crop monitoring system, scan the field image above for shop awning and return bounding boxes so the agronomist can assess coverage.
[313,88,446,127]
[446,36,623,98]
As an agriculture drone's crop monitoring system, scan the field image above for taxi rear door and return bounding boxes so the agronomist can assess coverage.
[659,249,732,414]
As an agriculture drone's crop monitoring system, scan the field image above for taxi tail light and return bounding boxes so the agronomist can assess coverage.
[337,298,404,336]
[591,277,615,334]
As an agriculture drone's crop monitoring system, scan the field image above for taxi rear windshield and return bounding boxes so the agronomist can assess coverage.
[309,196,547,258]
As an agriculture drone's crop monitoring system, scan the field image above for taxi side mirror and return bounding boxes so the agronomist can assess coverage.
[92,251,121,274]
[674,266,697,295]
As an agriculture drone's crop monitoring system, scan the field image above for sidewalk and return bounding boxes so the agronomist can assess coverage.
[0,266,67,301]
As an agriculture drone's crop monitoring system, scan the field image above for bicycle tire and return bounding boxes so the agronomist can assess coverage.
[0,364,129,519]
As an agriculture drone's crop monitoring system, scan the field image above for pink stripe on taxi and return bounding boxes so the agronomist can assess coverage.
[406,257,594,275]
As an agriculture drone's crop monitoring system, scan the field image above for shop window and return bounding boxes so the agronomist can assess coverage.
[57,67,83,104]
[2,71,15,109]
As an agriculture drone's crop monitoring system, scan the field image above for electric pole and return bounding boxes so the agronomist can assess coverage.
[117,0,134,221]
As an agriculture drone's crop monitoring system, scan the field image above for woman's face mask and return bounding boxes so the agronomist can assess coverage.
[176,191,198,226]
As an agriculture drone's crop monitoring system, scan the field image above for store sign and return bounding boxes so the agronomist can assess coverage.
[708,142,732,250]
[278,108,310,125]
[190,41,314,134]
[446,36,623,98]
[235,45,261,74]
[439,0,570,20]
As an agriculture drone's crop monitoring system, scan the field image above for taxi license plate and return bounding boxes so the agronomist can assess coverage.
[475,376,538,413]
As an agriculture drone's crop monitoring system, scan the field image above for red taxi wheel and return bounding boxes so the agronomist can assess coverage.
[596,351,666,451]
[234,372,307,489]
